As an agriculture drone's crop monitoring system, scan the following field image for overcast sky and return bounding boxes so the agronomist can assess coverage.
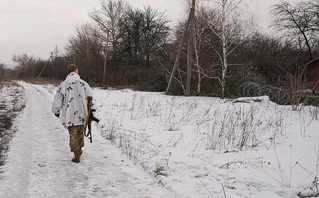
[0,0,304,66]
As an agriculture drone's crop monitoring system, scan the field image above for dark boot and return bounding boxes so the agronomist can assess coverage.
[79,148,83,156]
[72,151,80,163]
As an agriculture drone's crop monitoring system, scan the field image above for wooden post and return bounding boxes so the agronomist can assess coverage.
[166,0,196,95]
[38,52,53,77]
[186,0,196,96]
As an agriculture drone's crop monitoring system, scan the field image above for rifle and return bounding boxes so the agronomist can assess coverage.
[84,96,100,143]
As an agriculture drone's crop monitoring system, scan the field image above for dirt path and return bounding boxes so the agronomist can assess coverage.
[0,82,173,198]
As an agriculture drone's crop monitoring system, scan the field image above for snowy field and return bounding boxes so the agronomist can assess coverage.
[1,82,319,197]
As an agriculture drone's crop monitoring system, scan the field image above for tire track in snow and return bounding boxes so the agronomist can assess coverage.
[0,83,173,198]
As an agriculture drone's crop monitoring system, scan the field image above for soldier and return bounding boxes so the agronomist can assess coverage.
[52,64,96,163]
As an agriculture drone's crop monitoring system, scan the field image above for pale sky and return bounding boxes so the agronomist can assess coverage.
[0,0,304,66]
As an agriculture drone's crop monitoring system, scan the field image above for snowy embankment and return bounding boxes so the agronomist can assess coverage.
[0,82,25,166]
[1,82,319,198]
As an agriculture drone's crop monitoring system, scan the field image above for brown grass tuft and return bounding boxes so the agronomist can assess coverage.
[27,77,61,85]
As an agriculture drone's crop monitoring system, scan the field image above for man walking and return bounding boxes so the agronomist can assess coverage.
[52,64,95,163]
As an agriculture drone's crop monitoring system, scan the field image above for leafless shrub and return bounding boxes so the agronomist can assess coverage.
[105,121,117,141]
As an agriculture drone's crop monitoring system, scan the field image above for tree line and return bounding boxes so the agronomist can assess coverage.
[1,0,318,98]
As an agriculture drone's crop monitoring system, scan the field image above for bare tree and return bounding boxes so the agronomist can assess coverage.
[168,1,254,96]
[12,54,35,69]
[272,0,319,62]
[65,24,105,83]
[140,6,170,65]
[12,54,44,79]
[65,1,170,86]
[193,7,210,94]
[89,0,128,61]
[193,6,221,95]
[89,0,169,67]
[199,0,251,98]
[118,6,170,66]
[309,0,319,31]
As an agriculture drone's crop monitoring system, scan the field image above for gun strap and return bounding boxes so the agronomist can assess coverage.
[84,96,93,137]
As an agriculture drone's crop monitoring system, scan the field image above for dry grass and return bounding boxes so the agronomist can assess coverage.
[154,166,167,176]
[0,81,20,87]
[26,77,61,85]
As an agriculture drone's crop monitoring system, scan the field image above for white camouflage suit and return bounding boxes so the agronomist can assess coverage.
[52,72,96,153]
[52,72,95,128]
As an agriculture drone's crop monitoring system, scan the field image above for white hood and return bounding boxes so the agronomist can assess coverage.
[65,72,80,84]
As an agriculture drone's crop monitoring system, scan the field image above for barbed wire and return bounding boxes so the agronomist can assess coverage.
[236,82,319,106]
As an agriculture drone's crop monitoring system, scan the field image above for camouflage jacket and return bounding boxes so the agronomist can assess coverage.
[52,72,95,128]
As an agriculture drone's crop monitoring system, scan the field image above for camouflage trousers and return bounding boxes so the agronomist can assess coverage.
[67,125,85,152]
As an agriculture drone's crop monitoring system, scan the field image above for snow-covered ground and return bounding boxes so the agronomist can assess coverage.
[0,82,173,198]
[1,82,319,197]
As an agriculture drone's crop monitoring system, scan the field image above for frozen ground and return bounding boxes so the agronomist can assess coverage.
[1,82,319,198]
